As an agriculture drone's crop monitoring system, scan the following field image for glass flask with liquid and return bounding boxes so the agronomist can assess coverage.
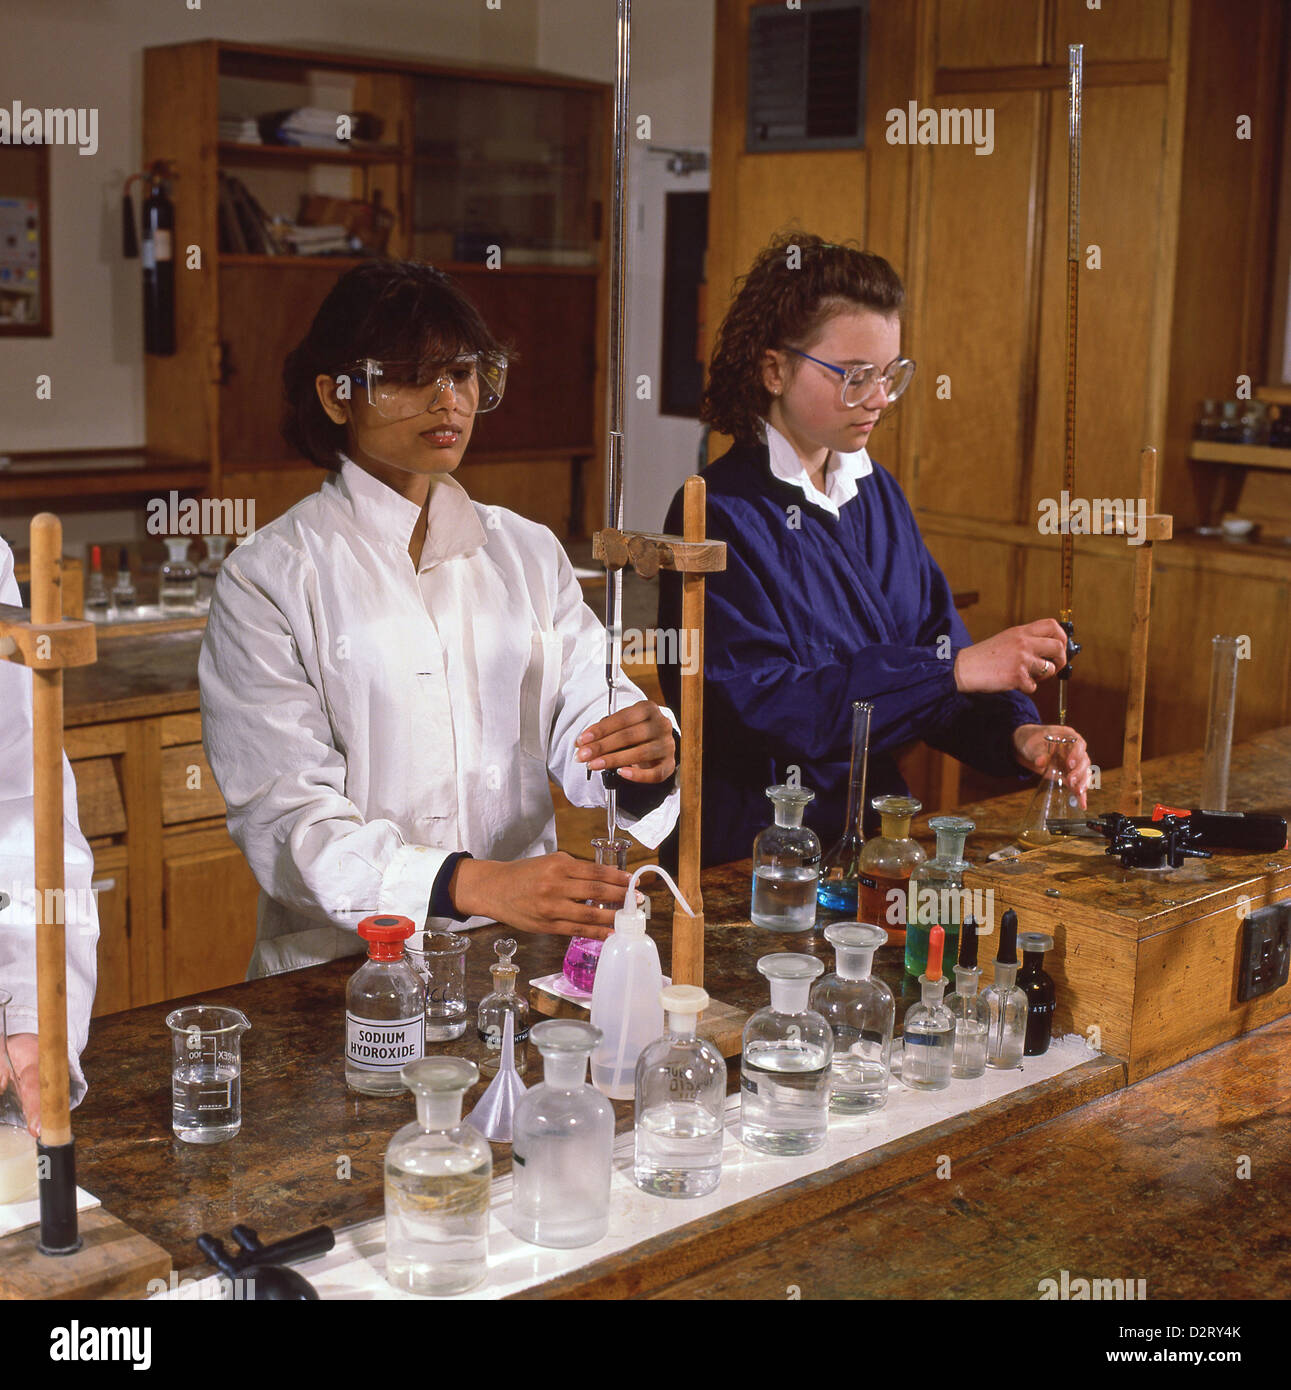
[477,938,530,1077]
[982,909,1029,1070]
[905,816,974,978]
[740,954,832,1155]
[858,796,925,944]
[811,922,894,1113]
[944,915,988,1079]
[511,1020,615,1248]
[563,835,631,991]
[817,701,873,913]
[197,535,228,607]
[112,546,137,611]
[0,990,38,1205]
[900,925,955,1092]
[751,785,821,932]
[345,915,426,1096]
[1016,736,1080,845]
[633,985,726,1198]
[160,537,198,611]
[384,1057,492,1296]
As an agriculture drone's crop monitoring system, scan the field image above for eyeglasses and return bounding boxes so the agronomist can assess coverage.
[781,347,916,408]
[345,354,508,419]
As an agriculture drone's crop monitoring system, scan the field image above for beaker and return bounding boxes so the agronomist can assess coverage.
[564,836,631,991]
[165,1005,251,1145]
[1016,735,1080,845]
[818,701,872,913]
[0,990,38,1203]
[405,931,470,1040]
[1201,636,1240,811]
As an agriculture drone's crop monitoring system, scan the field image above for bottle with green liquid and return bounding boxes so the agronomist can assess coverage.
[904,816,974,978]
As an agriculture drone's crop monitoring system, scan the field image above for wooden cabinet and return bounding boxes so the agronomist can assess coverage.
[706,0,1289,799]
[142,39,612,538]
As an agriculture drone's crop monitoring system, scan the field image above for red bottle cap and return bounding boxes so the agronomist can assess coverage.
[927,924,944,982]
[91,544,102,570]
[358,913,415,961]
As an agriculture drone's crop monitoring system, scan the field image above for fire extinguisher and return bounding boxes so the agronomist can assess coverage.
[123,161,176,356]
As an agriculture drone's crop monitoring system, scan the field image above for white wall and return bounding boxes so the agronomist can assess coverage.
[539,0,715,534]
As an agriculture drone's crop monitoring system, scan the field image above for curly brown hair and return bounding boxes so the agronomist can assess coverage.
[702,232,906,443]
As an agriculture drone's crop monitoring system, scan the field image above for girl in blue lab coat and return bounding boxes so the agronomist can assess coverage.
[659,234,1091,867]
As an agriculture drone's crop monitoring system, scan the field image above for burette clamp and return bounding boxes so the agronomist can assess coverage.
[1057,619,1080,681]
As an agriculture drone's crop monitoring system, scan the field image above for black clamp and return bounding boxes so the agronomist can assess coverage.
[1057,619,1081,681]
[196,1223,335,1300]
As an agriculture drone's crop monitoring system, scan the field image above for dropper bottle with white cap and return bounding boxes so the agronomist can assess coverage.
[590,864,694,1100]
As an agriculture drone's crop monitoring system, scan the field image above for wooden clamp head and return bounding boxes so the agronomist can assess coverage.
[592,528,727,578]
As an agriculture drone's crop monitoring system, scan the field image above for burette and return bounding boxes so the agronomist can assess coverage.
[1057,43,1083,726]
[600,0,632,841]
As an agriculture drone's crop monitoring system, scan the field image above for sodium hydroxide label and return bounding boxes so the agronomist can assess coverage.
[346,1013,424,1070]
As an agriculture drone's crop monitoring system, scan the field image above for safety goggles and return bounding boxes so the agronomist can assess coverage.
[346,353,508,418]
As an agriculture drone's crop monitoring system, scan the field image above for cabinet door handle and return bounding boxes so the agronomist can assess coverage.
[91,878,117,894]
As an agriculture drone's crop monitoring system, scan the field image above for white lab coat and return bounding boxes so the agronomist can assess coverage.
[199,458,679,978]
[0,539,99,1107]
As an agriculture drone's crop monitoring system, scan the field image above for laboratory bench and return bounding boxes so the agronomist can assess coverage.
[62,729,1291,1299]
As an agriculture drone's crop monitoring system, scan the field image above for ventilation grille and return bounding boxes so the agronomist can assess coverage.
[747,0,868,152]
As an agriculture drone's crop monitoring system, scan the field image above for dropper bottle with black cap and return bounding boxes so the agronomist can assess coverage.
[944,915,988,1078]
[981,908,1029,1070]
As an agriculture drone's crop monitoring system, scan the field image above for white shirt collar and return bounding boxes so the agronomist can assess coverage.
[334,456,486,568]
[761,418,873,518]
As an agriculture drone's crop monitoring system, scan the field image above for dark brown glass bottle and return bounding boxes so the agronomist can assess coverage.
[1017,931,1055,1056]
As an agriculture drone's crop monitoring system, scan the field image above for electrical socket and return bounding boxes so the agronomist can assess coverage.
[1238,901,1291,1002]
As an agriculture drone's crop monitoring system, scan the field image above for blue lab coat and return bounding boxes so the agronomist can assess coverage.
[657,440,1039,867]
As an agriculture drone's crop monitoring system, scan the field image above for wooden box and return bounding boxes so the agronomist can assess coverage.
[965,836,1291,1082]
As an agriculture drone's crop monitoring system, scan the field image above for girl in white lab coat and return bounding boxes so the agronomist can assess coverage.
[199,261,679,977]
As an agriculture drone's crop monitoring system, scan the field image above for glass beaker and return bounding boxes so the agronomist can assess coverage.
[405,931,470,1040]
[818,701,873,913]
[165,1005,251,1145]
[1016,735,1080,845]
[0,990,38,1204]
[1201,636,1240,811]
[564,836,631,991]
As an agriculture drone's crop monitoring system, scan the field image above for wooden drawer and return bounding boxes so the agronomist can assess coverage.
[71,757,126,839]
[160,744,227,826]
[89,848,130,1017]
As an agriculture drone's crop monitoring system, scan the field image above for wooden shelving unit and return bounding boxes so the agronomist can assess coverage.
[143,39,613,537]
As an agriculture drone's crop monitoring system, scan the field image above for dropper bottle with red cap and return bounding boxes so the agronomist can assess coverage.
[899,923,955,1092]
[346,915,427,1095]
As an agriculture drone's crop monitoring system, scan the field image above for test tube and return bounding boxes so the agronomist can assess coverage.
[1201,635,1240,811]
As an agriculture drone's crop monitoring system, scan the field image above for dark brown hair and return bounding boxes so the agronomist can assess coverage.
[702,232,906,443]
[282,259,510,468]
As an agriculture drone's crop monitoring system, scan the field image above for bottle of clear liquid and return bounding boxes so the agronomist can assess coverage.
[811,922,894,1114]
[858,796,925,945]
[384,1056,491,1296]
[345,914,426,1096]
[982,909,1029,1070]
[511,1019,615,1248]
[740,953,832,1155]
[817,701,872,913]
[1018,930,1056,1056]
[900,924,954,1091]
[945,915,988,1079]
[160,537,198,610]
[111,546,137,611]
[477,937,529,1077]
[905,816,974,978]
[197,535,228,607]
[85,544,111,616]
[634,985,726,1198]
[751,785,822,932]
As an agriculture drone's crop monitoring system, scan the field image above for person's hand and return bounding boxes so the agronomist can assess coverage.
[575,699,676,783]
[1012,724,1091,808]
[449,852,630,939]
[1,1032,40,1136]
[953,620,1069,695]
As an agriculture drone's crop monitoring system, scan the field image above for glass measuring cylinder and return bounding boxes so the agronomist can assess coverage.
[564,837,632,991]
[817,701,873,913]
[1201,636,1240,811]
[165,1005,251,1144]
[0,990,38,1203]
[405,931,470,1041]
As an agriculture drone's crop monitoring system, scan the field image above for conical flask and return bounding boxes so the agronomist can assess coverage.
[818,701,873,913]
[1016,734,1080,845]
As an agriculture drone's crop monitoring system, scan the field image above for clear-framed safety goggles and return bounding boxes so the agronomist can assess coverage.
[782,347,916,409]
[347,353,508,418]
